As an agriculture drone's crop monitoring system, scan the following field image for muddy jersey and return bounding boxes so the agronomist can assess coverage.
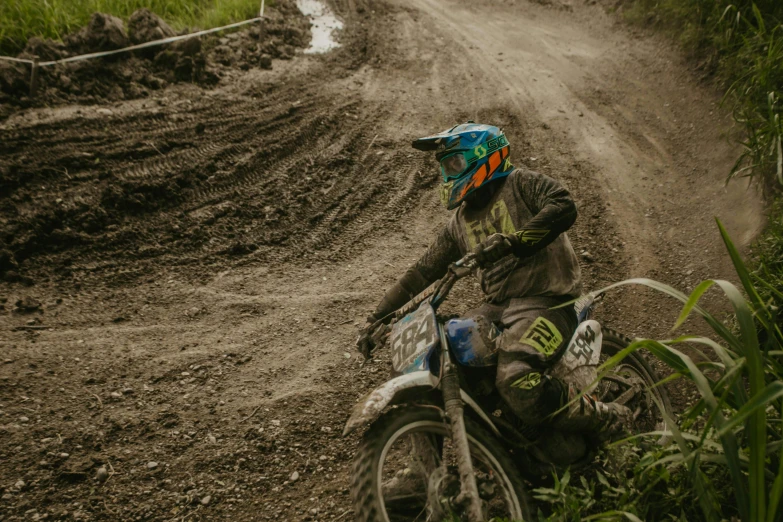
[414,169,582,303]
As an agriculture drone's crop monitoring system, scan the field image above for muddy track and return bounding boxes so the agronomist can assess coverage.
[0,0,765,520]
[1,59,432,286]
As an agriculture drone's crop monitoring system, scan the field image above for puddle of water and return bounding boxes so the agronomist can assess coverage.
[296,0,343,54]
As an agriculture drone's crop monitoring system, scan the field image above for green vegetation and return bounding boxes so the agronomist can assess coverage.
[535,220,783,521]
[598,13,783,520]
[622,0,783,188]
[752,198,783,325]
[0,0,266,54]
[532,447,731,521]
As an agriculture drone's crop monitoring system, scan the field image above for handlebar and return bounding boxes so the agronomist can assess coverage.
[365,252,481,337]
[424,252,479,310]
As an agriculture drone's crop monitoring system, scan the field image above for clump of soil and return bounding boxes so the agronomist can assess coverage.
[0,1,310,113]
[128,8,177,47]
[64,12,130,54]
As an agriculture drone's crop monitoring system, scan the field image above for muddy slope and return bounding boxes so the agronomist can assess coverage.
[0,0,764,520]
[0,2,310,116]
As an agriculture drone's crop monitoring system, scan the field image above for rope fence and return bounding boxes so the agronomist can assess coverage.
[0,0,266,95]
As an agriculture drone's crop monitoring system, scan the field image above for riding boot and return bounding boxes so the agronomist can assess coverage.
[550,384,633,442]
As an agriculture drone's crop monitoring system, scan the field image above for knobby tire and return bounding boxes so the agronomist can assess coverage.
[350,405,533,522]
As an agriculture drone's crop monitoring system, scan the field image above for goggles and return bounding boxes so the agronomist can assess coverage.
[438,134,509,181]
[440,152,469,180]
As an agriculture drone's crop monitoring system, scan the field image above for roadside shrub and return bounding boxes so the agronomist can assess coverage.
[587,219,783,522]
[535,219,781,521]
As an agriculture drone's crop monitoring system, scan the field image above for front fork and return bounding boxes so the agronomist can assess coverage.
[440,344,484,522]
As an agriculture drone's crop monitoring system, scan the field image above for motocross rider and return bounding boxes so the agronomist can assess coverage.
[357,122,631,442]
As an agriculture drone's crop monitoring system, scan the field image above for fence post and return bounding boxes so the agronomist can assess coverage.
[29,56,39,97]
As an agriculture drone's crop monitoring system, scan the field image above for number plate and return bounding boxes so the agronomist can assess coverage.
[389,303,439,373]
[559,320,603,372]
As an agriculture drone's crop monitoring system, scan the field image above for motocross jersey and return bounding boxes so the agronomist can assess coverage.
[414,168,582,303]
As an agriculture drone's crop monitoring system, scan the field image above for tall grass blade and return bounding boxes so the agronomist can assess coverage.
[713,278,766,521]
[751,2,767,34]
[716,219,766,312]
[652,387,722,522]
[716,381,783,438]
[593,278,743,353]
[674,280,716,330]
[767,400,783,522]
[776,134,782,186]
[670,335,738,368]
[629,339,739,521]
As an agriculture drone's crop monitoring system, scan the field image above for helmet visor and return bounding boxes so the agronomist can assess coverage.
[440,152,468,181]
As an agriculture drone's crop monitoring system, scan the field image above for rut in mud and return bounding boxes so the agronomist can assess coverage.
[0,0,764,520]
[0,83,429,286]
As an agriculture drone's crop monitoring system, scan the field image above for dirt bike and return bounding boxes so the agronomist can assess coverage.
[344,252,673,522]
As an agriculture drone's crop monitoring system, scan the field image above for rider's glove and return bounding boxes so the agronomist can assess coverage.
[473,233,514,266]
[356,315,379,359]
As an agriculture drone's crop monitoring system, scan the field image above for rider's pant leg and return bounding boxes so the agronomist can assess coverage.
[495,297,577,426]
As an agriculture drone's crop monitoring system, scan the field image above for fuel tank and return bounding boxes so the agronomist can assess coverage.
[445,315,501,367]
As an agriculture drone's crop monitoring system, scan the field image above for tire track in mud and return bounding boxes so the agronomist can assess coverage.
[186,100,358,206]
[0,57,436,285]
[301,156,432,257]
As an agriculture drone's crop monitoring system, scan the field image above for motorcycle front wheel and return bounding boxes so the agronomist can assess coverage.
[350,405,533,522]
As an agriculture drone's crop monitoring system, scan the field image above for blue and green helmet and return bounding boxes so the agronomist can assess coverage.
[412,122,514,209]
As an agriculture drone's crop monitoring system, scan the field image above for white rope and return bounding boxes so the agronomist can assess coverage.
[0,56,35,64]
[0,16,265,68]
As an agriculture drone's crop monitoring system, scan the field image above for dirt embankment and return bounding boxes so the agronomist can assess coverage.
[0,0,764,520]
[0,2,311,118]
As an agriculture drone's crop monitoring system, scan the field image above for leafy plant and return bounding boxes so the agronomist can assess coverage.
[533,469,598,519]
[530,441,716,521]
[593,218,783,521]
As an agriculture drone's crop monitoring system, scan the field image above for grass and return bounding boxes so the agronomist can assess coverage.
[535,219,783,522]
[622,0,783,189]
[596,12,783,519]
[752,198,783,327]
[0,0,267,55]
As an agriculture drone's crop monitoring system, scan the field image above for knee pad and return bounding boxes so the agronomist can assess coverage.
[496,368,546,423]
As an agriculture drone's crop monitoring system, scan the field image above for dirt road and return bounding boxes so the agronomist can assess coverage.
[0,0,764,519]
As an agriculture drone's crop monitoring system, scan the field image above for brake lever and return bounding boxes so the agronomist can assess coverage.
[454,253,477,268]
[451,254,478,277]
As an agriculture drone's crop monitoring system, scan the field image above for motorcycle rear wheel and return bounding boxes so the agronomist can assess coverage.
[351,405,533,522]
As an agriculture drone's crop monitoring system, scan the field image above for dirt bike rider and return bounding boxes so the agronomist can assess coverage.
[357,122,631,446]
